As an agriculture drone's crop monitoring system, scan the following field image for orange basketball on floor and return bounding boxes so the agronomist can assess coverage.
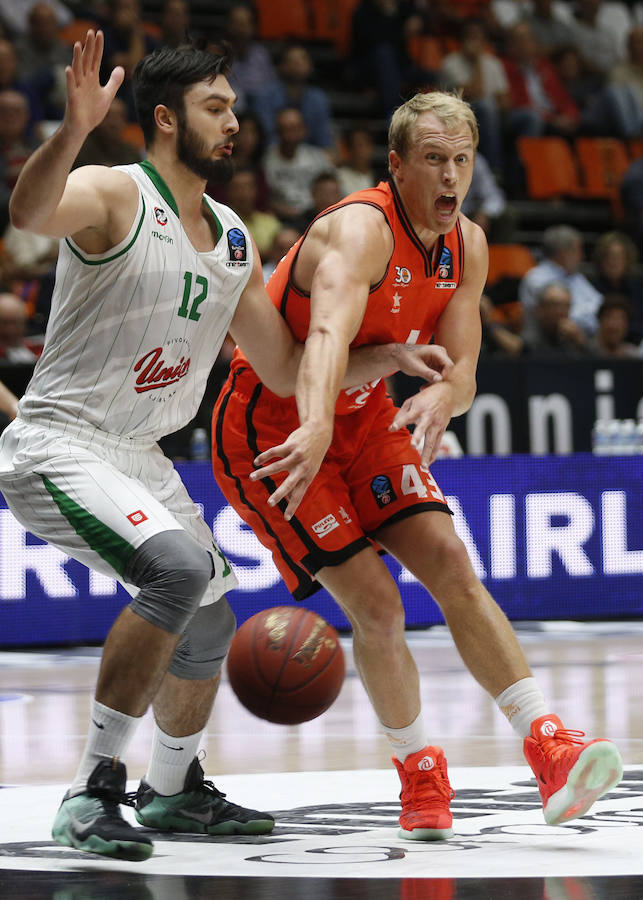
[226,606,345,725]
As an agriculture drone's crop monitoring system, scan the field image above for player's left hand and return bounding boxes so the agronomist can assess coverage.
[249,422,333,520]
[389,382,454,470]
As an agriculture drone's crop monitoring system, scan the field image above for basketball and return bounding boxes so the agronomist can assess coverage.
[226,606,345,725]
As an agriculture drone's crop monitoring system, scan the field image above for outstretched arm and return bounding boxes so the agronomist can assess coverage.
[9,30,131,242]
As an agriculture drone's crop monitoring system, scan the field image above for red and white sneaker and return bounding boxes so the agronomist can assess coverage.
[393,746,455,840]
[524,714,623,825]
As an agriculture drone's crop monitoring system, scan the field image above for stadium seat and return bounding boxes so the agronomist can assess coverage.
[255,0,309,39]
[627,139,643,161]
[516,136,583,200]
[486,243,536,286]
[59,20,99,45]
[120,123,145,150]
[574,137,630,218]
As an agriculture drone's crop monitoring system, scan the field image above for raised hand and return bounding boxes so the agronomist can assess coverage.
[249,422,333,521]
[64,30,125,140]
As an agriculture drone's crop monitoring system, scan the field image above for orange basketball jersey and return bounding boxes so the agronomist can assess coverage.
[229,179,465,414]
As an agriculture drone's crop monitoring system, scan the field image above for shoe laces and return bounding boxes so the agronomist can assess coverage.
[199,779,227,801]
[537,728,586,774]
[401,763,455,808]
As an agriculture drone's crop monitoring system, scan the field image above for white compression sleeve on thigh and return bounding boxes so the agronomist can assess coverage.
[382,711,428,762]
[495,677,547,739]
[69,699,141,797]
[144,721,205,796]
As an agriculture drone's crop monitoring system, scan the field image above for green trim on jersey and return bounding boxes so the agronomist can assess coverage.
[64,198,147,266]
[138,160,223,244]
[41,475,135,576]
[138,160,179,217]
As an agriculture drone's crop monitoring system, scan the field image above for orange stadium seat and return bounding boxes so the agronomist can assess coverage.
[516,136,583,200]
[574,137,630,218]
[59,20,99,45]
[255,0,309,40]
[120,123,145,150]
[486,244,536,286]
[311,0,360,53]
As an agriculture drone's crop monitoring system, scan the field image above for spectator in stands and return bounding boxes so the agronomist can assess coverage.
[158,0,189,49]
[15,3,70,122]
[569,0,622,78]
[252,44,334,152]
[551,44,606,131]
[0,0,72,37]
[460,152,516,243]
[502,21,580,138]
[519,225,602,336]
[225,4,276,106]
[522,281,589,356]
[479,292,525,356]
[0,377,18,433]
[0,221,58,333]
[72,95,142,168]
[621,155,643,257]
[520,0,575,57]
[262,225,301,283]
[0,292,42,362]
[294,171,343,233]
[101,0,160,120]
[0,38,43,129]
[439,18,509,171]
[337,126,377,196]
[226,166,282,257]
[588,295,640,358]
[602,24,643,139]
[264,107,335,225]
[347,0,427,119]
[0,89,40,234]
[590,231,643,343]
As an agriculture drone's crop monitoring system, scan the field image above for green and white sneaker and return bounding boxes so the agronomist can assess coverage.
[52,758,153,861]
[135,756,275,835]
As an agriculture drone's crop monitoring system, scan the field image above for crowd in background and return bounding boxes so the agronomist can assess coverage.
[0,0,642,451]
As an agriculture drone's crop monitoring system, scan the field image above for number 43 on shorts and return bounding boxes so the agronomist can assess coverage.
[401,464,445,503]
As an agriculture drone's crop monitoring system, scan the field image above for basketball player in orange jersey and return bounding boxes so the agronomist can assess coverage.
[212,92,623,840]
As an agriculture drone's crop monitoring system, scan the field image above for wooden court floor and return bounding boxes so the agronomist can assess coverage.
[1,620,643,898]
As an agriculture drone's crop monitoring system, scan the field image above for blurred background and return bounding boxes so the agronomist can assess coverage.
[0,0,641,646]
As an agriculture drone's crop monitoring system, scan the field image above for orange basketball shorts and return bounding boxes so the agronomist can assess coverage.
[212,369,452,600]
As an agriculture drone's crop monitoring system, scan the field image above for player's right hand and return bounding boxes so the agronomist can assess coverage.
[393,343,454,383]
[249,421,333,520]
[64,30,124,139]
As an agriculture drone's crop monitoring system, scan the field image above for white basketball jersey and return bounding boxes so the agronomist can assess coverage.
[19,161,253,440]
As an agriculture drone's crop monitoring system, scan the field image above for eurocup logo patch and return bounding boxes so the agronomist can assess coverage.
[371,474,397,508]
[436,244,457,288]
[437,245,453,280]
[154,206,167,226]
[226,227,248,266]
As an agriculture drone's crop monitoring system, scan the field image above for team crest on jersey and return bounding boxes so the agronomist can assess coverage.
[371,474,397,508]
[154,207,168,226]
[436,245,457,288]
[226,228,249,267]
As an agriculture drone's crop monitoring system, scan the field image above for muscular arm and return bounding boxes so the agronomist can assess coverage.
[247,204,394,517]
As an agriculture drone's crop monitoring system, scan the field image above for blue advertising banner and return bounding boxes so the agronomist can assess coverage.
[0,455,641,646]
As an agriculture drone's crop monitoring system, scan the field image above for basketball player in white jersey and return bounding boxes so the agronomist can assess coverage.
[0,31,451,861]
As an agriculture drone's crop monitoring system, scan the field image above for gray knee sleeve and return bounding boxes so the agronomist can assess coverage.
[168,597,236,680]
[125,531,214,635]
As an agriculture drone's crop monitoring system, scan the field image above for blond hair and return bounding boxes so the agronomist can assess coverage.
[388,91,479,160]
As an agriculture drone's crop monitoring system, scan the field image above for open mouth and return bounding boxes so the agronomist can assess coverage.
[435,193,457,216]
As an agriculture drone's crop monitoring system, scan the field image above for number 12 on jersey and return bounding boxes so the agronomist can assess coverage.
[178,271,208,321]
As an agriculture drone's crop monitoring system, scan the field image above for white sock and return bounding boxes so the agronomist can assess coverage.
[69,699,141,797]
[144,722,205,796]
[495,677,548,739]
[382,712,428,762]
